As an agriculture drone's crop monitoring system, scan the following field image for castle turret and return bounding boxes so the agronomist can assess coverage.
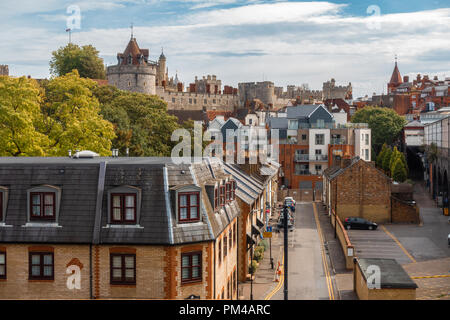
[106,37,156,94]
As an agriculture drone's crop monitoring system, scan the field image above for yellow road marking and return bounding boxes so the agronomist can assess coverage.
[264,252,284,300]
[380,225,417,263]
[313,203,335,300]
[411,274,450,279]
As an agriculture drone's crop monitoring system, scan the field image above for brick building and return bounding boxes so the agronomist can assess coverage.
[0,156,244,299]
[323,158,419,224]
[269,105,371,194]
[323,158,392,223]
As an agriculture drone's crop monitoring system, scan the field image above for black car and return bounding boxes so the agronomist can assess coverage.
[343,217,378,230]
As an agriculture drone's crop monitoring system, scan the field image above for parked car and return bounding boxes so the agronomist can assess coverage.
[343,217,378,230]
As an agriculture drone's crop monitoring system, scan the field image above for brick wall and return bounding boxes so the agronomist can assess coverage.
[0,244,91,299]
[334,161,391,223]
[391,197,420,224]
[0,241,221,300]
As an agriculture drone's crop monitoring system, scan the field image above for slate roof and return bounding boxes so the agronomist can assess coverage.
[268,117,288,129]
[286,105,320,118]
[357,258,418,289]
[0,157,240,245]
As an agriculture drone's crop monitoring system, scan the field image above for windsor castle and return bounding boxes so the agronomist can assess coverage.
[105,37,354,112]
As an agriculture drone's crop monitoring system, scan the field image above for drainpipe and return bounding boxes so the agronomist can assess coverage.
[89,243,93,299]
[236,217,239,300]
[213,240,216,299]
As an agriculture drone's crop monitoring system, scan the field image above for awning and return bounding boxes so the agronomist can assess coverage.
[246,234,255,249]
[256,217,265,228]
[252,224,262,237]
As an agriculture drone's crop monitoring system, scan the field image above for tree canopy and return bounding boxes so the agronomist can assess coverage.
[50,43,106,79]
[351,106,407,152]
[93,85,181,157]
[42,70,115,156]
[0,76,49,156]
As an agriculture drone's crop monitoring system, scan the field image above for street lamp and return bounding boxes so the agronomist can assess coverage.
[283,205,288,300]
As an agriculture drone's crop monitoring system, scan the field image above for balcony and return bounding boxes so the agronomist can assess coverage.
[294,170,322,176]
[294,154,328,162]
[330,138,347,145]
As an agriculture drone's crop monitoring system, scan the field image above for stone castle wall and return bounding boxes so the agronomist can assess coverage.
[107,64,156,95]
[156,87,238,111]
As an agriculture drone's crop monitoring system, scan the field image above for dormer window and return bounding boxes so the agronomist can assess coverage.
[111,194,136,224]
[30,192,55,221]
[214,188,219,209]
[107,186,141,226]
[219,186,225,206]
[231,181,236,200]
[178,192,200,222]
[128,54,132,64]
[226,183,231,202]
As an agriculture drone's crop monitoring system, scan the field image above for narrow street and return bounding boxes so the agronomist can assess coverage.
[270,202,335,300]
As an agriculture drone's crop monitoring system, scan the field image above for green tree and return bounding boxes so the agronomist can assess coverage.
[382,147,392,174]
[42,70,115,156]
[94,85,181,156]
[392,158,407,182]
[389,147,400,172]
[351,106,407,151]
[376,143,388,167]
[0,76,49,156]
[50,43,106,79]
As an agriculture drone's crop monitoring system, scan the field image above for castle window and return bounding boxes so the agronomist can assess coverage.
[172,98,175,103]
[189,98,192,104]
[204,99,207,104]
[127,54,132,65]
[128,82,131,87]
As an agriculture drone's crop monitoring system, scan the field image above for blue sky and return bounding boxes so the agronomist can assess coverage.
[1,0,449,98]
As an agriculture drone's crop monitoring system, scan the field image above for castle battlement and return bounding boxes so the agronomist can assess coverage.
[107,64,156,75]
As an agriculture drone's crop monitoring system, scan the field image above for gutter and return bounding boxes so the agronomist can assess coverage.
[163,165,174,244]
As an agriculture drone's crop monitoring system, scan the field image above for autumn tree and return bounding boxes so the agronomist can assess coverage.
[0,76,49,156]
[42,70,115,156]
[50,43,106,79]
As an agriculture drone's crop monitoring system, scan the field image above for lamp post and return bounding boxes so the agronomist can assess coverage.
[283,205,288,300]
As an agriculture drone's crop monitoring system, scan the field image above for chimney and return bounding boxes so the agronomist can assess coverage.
[403,75,409,83]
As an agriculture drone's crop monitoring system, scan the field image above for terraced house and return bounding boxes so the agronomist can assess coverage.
[0,155,246,300]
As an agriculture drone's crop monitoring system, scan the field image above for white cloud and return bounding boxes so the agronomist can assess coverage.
[1,1,449,98]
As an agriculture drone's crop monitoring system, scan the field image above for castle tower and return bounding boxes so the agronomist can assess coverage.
[156,49,167,87]
[388,56,402,94]
[0,65,9,76]
[106,37,156,95]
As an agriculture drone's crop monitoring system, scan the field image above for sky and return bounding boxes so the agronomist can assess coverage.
[1,0,449,98]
